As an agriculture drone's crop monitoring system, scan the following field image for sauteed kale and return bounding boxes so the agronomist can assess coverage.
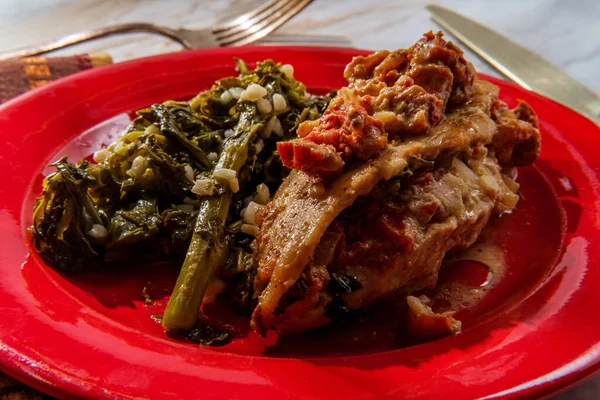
[31,59,333,340]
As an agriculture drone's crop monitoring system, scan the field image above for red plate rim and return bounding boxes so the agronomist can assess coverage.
[0,45,599,399]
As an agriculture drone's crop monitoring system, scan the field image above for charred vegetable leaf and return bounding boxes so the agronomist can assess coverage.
[151,104,212,170]
[31,158,102,271]
[274,277,309,316]
[161,209,197,256]
[325,274,362,321]
[184,318,231,347]
[107,199,161,246]
[330,273,362,294]
[324,298,358,322]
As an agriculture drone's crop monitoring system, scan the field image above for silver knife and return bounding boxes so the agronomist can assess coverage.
[426,4,600,124]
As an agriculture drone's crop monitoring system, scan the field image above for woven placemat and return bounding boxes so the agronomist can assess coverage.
[0,372,47,399]
[0,53,111,103]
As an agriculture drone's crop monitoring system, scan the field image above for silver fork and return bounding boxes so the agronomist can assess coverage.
[0,0,342,61]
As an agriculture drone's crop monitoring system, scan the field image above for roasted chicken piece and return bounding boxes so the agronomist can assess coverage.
[250,32,541,337]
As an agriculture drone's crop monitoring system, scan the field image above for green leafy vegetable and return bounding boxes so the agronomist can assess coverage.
[31,58,333,343]
[31,158,102,271]
[184,317,231,346]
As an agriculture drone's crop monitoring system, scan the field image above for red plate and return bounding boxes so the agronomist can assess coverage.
[0,46,599,399]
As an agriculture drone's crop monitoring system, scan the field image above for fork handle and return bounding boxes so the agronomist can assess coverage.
[0,23,191,61]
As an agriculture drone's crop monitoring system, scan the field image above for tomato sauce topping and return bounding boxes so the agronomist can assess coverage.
[277,97,387,177]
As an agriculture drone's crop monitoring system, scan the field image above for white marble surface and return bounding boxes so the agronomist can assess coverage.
[0,0,598,398]
[0,0,598,94]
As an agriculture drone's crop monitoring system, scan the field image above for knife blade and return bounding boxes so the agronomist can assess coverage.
[426,4,600,124]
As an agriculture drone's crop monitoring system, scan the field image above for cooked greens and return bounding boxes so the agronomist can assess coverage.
[31,59,332,339]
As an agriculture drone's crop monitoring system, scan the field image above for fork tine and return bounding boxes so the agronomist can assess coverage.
[213,0,289,34]
[217,0,312,47]
[215,0,301,39]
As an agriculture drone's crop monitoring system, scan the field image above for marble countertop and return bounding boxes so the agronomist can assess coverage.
[0,0,598,94]
[0,0,598,398]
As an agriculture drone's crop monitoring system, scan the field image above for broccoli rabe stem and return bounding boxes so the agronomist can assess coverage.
[162,106,258,330]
